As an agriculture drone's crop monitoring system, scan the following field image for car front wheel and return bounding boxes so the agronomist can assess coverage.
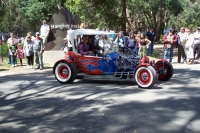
[135,66,156,88]
[54,62,77,83]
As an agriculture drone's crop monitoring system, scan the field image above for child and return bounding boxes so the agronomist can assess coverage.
[9,40,17,67]
[17,44,24,66]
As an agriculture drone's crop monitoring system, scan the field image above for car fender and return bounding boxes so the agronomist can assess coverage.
[134,63,151,74]
[53,59,74,74]
[155,59,168,65]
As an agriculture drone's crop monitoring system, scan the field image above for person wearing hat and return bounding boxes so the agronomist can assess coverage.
[40,20,50,52]
[146,27,156,55]
[193,27,200,60]
[33,32,44,70]
[163,28,178,63]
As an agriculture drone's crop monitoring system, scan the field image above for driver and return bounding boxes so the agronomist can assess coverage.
[78,35,95,56]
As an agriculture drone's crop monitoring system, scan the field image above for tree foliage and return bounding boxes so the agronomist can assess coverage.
[0,0,200,39]
[0,0,65,35]
[65,0,123,30]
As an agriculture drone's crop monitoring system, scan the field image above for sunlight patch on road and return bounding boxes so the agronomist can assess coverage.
[187,120,200,131]
[159,111,197,131]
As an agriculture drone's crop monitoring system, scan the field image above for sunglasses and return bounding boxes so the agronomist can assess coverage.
[186,31,190,32]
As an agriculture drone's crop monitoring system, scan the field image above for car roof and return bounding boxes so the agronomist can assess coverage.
[68,29,119,36]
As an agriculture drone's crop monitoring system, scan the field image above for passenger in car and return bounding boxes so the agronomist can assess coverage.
[78,35,95,56]
[99,35,112,54]
[88,35,103,56]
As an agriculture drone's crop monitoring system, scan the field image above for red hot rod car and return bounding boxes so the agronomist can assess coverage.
[53,29,173,89]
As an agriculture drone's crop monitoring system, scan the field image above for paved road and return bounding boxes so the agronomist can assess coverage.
[0,63,200,133]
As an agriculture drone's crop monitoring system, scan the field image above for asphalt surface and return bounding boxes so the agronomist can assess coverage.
[0,63,200,133]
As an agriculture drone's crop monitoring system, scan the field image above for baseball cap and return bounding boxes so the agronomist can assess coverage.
[169,28,173,31]
[197,27,200,30]
[149,27,153,29]
[35,32,40,35]
[63,38,68,40]
[42,20,46,23]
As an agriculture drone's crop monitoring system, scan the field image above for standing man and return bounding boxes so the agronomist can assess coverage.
[7,33,18,65]
[163,28,178,63]
[146,27,156,55]
[177,27,188,63]
[34,32,44,70]
[40,20,50,52]
[193,27,200,60]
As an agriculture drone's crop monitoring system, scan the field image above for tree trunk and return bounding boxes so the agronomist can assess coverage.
[120,0,126,31]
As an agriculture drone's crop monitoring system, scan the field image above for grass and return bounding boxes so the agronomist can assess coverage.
[150,49,161,58]
[148,49,164,61]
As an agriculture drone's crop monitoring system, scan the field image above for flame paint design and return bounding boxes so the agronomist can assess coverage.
[75,55,103,74]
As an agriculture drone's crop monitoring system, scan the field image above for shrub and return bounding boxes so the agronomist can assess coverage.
[0,42,9,57]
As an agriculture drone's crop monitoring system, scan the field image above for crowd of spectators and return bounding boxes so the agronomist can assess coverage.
[5,20,50,69]
[62,23,200,65]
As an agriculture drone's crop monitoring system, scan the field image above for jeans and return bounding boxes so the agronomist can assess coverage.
[148,41,154,55]
[26,55,34,66]
[8,52,11,63]
[178,44,186,62]
[11,53,16,65]
[193,44,200,59]
[34,51,43,68]
[164,47,174,62]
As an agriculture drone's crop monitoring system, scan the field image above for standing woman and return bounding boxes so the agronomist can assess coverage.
[23,34,34,69]
[139,33,151,58]
[185,28,195,64]
[126,33,137,55]
[135,33,141,56]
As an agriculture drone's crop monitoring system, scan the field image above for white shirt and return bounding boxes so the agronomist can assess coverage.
[186,34,194,47]
[178,32,188,44]
[99,39,112,54]
[40,24,50,37]
[193,31,200,44]
[7,38,18,46]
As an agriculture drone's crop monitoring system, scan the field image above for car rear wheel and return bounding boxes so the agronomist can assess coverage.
[54,62,77,83]
[135,66,156,88]
[155,62,173,81]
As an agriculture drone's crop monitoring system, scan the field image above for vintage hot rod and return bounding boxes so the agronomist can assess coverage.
[53,29,173,88]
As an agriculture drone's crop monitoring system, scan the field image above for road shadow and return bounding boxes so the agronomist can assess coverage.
[0,67,200,133]
[0,69,9,71]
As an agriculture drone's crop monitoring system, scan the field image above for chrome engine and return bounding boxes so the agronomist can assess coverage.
[115,53,140,72]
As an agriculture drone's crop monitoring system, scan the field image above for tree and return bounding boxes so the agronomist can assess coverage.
[0,0,65,35]
[126,0,184,40]
[64,0,125,30]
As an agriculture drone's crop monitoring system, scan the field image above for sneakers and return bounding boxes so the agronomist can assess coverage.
[12,65,15,67]
[27,65,33,70]
[27,65,30,70]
